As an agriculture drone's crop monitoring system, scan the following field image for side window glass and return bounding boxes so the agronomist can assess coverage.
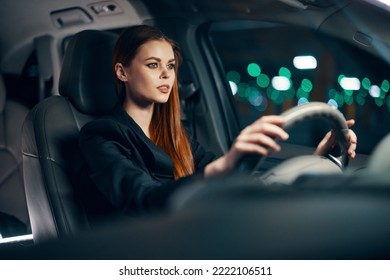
[3,51,40,109]
[210,23,390,154]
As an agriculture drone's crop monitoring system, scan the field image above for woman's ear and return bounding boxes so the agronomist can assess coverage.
[115,63,127,82]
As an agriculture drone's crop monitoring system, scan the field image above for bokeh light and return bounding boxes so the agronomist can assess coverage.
[272,76,291,91]
[362,77,371,90]
[369,85,381,98]
[226,70,241,84]
[328,99,338,108]
[301,78,313,92]
[256,73,270,88]
[297,97,309,105]
[293,55,317,69]
[247,63,261,77]
[229,81,238,95]
[279,67,291,79]
[339,77,360,90]
[381,79,389,92]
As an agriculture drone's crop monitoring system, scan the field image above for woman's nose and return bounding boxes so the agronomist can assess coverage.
[160,68,170,79]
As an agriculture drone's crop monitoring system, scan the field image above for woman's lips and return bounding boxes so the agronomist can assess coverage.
[157,85,170,93]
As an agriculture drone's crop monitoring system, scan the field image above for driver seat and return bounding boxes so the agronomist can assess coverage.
[21,30,119,244]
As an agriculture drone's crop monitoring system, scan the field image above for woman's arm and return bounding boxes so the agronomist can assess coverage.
[204,116,357,177]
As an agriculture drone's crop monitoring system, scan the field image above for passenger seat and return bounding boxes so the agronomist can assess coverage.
[0,74,30,237]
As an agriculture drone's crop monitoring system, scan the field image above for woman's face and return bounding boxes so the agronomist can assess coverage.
[117,39,176,108]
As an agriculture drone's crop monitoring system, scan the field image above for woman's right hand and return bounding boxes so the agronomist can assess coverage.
[204,115,289,177]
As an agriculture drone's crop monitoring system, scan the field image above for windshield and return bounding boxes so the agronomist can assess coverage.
[209,22,390,155]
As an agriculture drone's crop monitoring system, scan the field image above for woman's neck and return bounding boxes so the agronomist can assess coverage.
[122,100,154,138]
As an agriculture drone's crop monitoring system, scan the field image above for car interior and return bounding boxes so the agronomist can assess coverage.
[0,0,390,259]
[0,71,30,239]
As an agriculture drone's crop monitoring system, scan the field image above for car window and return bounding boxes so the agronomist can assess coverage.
[3,51,40,109]
[209,22,390,155]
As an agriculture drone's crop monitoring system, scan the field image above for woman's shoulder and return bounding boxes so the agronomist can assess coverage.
[79,112,143,146]
[80,115,120,134]
[79,114,134,146]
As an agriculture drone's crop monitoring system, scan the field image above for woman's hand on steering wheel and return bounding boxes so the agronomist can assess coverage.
[204,115,289,177]
[229,115,289,158]
[314,119,358,159]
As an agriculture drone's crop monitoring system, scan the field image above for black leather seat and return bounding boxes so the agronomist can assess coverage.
[0,74,30,237]
[21,30,119,244]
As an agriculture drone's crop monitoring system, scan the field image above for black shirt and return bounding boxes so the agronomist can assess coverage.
[79,105,215,215]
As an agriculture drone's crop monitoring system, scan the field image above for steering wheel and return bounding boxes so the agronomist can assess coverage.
[236,102,351,185]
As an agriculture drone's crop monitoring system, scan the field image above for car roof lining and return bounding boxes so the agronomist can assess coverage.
[0,0,144,74]
[1,0,389,76]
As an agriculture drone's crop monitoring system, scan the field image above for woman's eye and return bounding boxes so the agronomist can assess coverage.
[167,63,175,70]
[147,63,158,69]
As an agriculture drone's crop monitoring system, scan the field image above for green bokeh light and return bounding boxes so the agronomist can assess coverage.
[284,87,295,99]
[344,94,353,105]
[362,77,371,90]
[334,93,345,107]
[344,90,353,97]
[301,79,313,93]
[359,89,368,97]
[247,63,261,77]
[338,74,345,84]
[256,73,270,88]
[226,70,241,84]
[380,89,386,99]
[328,88,337,99]
[270,89,284,105]
[237,83,249,101]
[248,87,260,103]
[381,80,389,93]
[279,67,291,79]
[296,87,309,99]
[356,93,366,106]
[266,86,274,99]
[375,98,384,107]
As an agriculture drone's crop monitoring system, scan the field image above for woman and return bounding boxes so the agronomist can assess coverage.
[79,25,357,215]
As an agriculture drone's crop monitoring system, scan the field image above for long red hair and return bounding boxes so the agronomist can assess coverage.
[112,25,194,179]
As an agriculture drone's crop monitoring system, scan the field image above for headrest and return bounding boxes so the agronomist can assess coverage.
[0,75,6,113]
[59,30,119,115]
